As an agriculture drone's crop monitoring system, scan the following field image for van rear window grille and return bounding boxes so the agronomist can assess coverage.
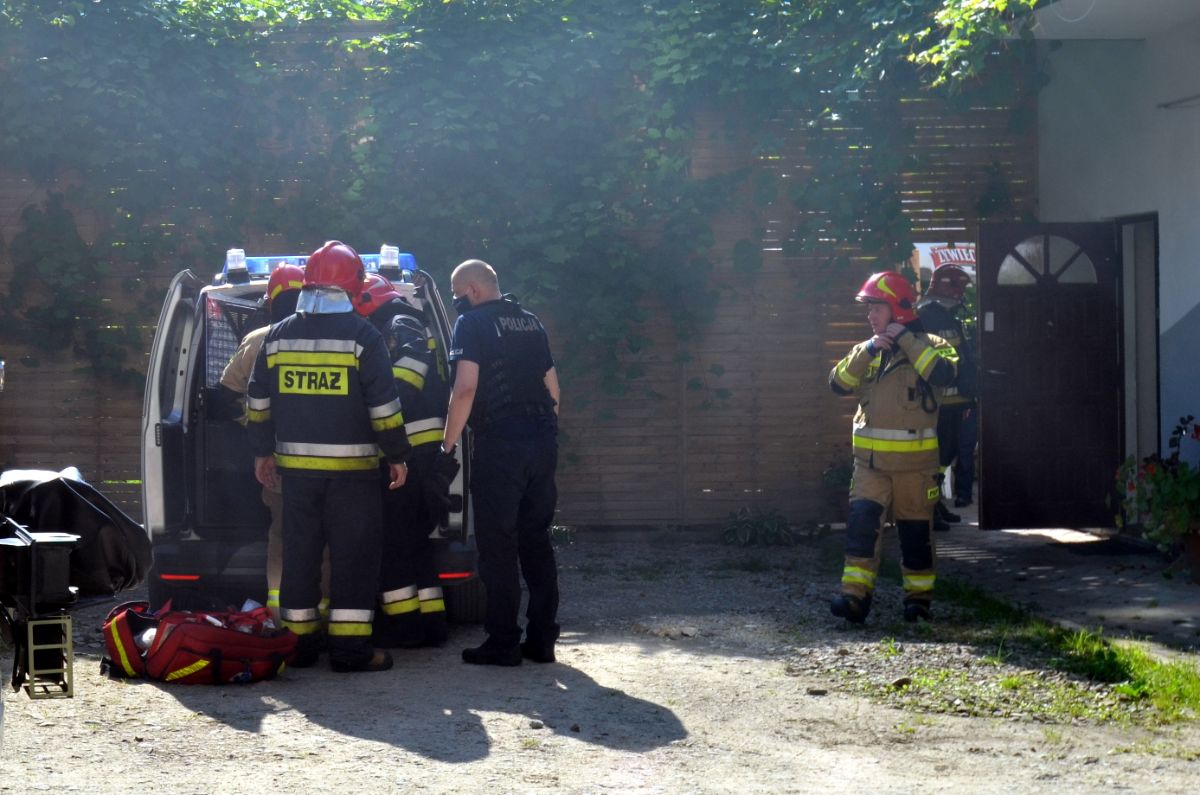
[205,296,264,387]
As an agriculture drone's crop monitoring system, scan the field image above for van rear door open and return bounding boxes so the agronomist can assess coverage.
[141,270,203,537]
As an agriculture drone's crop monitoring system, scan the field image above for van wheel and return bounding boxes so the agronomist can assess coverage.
[444,577,486,624]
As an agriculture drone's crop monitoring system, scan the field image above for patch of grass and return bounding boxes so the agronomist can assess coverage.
[520,738,541,750]
[873,665,1129,723]
[934,578,1029,626]
[1112,741,1200,761]
[879,637,902,659]
[934,576,1200,724]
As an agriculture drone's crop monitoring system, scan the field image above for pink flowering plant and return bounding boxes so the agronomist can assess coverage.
[1116,415,1200,551]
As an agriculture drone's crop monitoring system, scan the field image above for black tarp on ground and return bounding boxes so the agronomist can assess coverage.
[0,469,151,597]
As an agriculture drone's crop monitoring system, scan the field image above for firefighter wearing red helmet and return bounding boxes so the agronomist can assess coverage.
[219,263,308,621]
[355,272,456,648]
[247,241,411,672]
[828,271,959,623]
[917,262,978,524]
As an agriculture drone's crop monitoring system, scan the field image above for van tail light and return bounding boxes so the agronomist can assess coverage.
[158,574,201,582]
[438,572,473,580]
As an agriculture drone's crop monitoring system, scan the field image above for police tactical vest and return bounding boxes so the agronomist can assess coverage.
[453,297,555,431]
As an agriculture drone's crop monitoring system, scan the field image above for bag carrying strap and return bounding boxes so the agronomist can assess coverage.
[102,601,154,678]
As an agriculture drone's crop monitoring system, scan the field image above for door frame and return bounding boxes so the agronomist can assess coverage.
[1116,212,1161,463]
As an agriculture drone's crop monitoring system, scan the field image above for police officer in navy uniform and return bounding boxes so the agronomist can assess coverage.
[443,259,561,666]
[248,241,410,673]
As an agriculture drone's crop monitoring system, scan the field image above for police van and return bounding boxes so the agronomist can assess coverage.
[140,247,482,620]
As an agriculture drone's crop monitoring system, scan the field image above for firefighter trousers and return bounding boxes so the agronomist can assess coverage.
[264,485,331,622]
[280,474,382,667]
[841,463,939,607]
[377,450,447,646]
[471,415,560,650]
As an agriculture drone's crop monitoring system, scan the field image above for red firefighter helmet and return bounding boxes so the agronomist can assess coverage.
[856,271,918,324]
[304,240,366,298]
[266,264,305,305]
[926,263,972,301]
[354,273,403,317]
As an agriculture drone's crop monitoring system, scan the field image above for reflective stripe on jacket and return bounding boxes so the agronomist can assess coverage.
[247,309,410,478]
[829,329,957,471]
[916,300,973,406]
[373,301,451,453]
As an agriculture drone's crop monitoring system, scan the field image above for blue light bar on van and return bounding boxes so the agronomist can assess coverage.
[218,247,408,282]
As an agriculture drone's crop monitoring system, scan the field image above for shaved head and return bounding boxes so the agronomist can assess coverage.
[451,259,502,305]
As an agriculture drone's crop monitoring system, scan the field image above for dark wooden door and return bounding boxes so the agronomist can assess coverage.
[977,223,1121,529]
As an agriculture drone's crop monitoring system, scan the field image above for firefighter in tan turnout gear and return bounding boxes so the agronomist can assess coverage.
[828,271,958,623]
[248,241,410,672]
[219,263,305,621]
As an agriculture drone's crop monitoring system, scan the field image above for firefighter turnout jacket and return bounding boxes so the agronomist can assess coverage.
[374,300,450,454]
[829,326,958,471]
[247,310,411,475]
[915,298,976,407]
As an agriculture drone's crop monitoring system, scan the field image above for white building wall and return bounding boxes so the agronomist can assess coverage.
[1038,22,1200,451]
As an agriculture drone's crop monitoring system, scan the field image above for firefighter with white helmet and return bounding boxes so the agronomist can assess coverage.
[828,271,959,623]
[247,241,410,672]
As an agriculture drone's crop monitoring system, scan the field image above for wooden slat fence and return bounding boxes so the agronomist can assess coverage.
[0,91,1036,527]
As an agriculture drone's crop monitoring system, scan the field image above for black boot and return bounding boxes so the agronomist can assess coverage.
[462,639,522,666]
[830,593,872,624]
[520,640,556,664]
[290,634,325,668]
[934,501,960,524]
[330,648,394,673]
[372,612,425,649]
[421,612,449,648]
[903,600,932,623]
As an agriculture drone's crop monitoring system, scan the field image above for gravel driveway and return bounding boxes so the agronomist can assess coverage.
[2,530,1197,793]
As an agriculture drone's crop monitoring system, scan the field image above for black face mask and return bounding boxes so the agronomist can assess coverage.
[453,295,473,315]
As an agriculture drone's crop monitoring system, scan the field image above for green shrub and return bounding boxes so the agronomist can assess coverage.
[721,507,794,547]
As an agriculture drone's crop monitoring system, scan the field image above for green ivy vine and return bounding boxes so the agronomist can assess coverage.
[0,0,1041,388]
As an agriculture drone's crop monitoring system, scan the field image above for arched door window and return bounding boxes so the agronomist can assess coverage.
[998,234,1098,286]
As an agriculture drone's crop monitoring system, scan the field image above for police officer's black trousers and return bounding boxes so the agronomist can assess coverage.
[280,474,382,666]
[471,416,560,649]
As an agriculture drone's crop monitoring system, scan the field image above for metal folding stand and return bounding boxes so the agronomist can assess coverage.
[0,518,79,699]
[22,614,73,699]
